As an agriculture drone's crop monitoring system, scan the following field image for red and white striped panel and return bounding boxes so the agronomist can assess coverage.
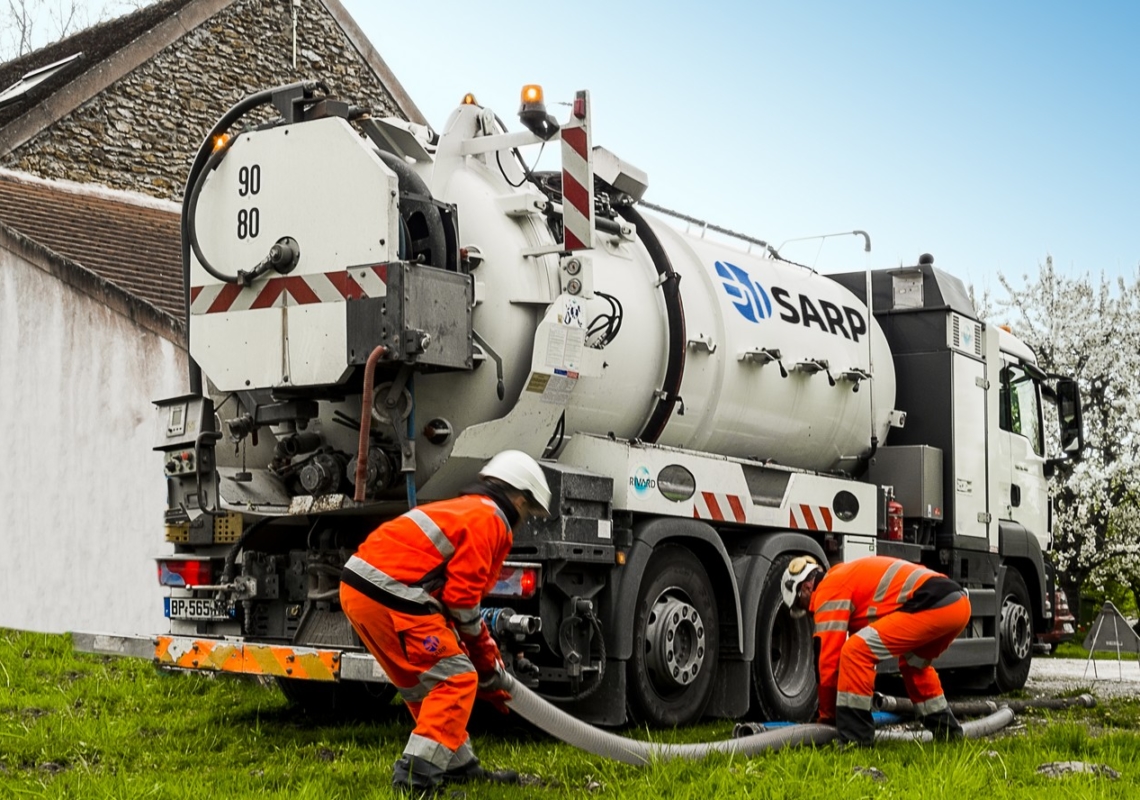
[789,504,834,532]
[693,491,747,523]
[560,89,595,252]
[189,265,387,315]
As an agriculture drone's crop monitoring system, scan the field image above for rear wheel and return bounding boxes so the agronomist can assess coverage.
[276,678,398,719]
[750,553,818,722]
[994,568,1033,691]
[627,545,719,726]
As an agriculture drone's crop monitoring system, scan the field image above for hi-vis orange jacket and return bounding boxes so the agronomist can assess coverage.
[810,556,946,720]
[341,494,513,637]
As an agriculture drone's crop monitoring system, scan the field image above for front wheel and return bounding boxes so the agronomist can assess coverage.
[750,553,818,722]
[994,568,1034,691]
[627,545,720,727]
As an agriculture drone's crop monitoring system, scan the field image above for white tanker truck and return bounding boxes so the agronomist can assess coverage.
[79,81,1085,726]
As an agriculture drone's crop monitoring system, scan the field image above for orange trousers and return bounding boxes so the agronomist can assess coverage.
[340,583,478,770]
[837,594,972,714]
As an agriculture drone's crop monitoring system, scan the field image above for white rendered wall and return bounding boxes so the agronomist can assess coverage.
[0,247,187,635]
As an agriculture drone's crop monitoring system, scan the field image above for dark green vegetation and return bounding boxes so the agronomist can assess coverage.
[2,629,1139,798]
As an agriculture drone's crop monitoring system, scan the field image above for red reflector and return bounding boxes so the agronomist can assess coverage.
[157,558,213,587]
[573,95,586,119]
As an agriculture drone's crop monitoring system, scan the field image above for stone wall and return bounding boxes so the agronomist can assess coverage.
[1,0,403,201]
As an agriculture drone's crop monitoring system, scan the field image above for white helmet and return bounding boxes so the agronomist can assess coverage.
[479,450,552,516]
[781,555,823,618]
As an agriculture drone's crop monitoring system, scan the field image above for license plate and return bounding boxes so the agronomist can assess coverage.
[164,597,233,621]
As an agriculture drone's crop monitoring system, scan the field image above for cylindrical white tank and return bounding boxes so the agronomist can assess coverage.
[413,103,896,474]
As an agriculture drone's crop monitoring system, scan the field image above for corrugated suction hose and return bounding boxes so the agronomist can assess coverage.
[500,673,1016,765]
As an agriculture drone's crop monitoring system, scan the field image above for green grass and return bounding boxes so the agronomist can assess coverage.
[3,629,1140,798]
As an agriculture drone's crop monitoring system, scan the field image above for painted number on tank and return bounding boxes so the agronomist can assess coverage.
[238,165,261,196]
[237,208,260,239]
[237,165,261,240]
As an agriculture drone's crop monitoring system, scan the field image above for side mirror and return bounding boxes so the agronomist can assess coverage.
[1055,377,1084,459]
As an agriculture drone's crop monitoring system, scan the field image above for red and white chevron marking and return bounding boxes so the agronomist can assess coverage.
[560,89,595,251]
[693,491,747,523]
[190,265,387,315]
[789,504,834,532]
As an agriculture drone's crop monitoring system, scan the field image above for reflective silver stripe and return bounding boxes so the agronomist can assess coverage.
[449,605,482,624]
[873,561,907,603]
[480,497,512,531]
[916,695,949,715]
[896,568,935,604]
[904,652,931,669]
[856,627,892,660]
[344,555,436,606]
[815,620,849,634]
[836,691,874,710]
[448,741,476,770]
[867,606,877,620]
[404,733,454,770]
[399,653,476,703]
[818,600,855,613]
[455,618,483,637]
[405,508,455,559]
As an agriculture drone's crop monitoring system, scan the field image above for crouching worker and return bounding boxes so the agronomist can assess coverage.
[339,450,551,794]
[782,555,972,745]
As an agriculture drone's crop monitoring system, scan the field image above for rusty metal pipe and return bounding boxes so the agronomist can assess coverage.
[355,346,388,501]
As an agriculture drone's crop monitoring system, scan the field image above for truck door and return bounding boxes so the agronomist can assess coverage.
[996,359,1048,537]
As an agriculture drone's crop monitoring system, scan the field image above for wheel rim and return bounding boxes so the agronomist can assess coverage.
[644,588,706,692]
[769,606,815,698]
[1001,596,1032,661]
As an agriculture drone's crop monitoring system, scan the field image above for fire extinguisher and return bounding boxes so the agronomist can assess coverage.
[886,491,904,542]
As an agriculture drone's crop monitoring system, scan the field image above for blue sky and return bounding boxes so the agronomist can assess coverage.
[345,1,1139,295]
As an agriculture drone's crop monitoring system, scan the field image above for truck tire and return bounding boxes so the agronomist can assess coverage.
[276,677,397,719]
[750,553,818,722]
[627,545,720,726]
[994,568,1033,692]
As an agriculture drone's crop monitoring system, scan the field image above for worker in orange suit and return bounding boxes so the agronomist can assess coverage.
[782,554,971,745]
[339,450,551,794]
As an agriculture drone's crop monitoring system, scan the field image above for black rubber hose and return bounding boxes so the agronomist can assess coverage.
[616,204,686,443]
[220,516,276,584]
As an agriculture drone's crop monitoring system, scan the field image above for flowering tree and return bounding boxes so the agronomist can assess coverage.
[992,258,1140,619]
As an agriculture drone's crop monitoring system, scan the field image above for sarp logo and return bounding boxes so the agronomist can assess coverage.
[714,259,869,342]
[629,465,656,497]
[716,261,773,323]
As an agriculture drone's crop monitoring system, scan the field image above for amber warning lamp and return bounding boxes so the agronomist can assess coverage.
[518,83,559,141]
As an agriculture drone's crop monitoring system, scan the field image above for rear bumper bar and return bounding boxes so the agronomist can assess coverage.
[71,631,391,684]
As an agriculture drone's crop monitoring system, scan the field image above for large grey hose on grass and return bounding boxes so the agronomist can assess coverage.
[874,707,1016,742]
[501,673,1014,765]
[874,692,1095,716]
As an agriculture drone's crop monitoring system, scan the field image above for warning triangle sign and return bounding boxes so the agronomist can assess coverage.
[1082,601,1140,654]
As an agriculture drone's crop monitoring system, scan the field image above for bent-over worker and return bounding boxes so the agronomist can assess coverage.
[339,450,551,794]
[782,554,971,745]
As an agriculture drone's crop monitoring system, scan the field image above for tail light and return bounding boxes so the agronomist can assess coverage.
[489,564,540,599]
[157,557,213,587]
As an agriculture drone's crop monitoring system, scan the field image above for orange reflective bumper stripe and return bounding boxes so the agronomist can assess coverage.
[154,636,341,681]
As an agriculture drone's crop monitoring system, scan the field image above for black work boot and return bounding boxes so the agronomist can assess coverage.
[836,706,876,747]
[922,709,966,741]
[442,757,520,785]
[392,755,444,796]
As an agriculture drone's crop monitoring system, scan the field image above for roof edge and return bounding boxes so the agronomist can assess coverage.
[0,218,186,348]
[319,0,427,126]
[0,0,236,157]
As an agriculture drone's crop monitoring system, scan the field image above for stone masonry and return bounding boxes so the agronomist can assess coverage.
[1,0,404,201]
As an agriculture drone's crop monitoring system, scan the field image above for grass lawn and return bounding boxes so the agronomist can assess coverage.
[2,628,1138,798]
